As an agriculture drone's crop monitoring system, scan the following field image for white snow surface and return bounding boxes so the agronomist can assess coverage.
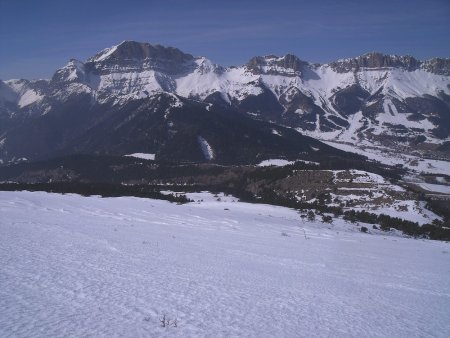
[2,79,44,108]
[17,89,43,108]
[258,159,294,167]
[124,153,155,160]
[351,200,439,225]
[92,45,119,62]
[417,183,450,194]
[323,140,450,176]
[1,191,449,337]
[257,159,319,167]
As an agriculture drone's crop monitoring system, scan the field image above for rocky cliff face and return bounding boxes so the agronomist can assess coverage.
[329,52,422,72]
[246,54,308,76]
[422,58,450,76]
[87,41,196,75]
[328,52,450,76]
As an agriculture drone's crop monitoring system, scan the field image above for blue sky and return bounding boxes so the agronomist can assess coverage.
[1,0,449,79]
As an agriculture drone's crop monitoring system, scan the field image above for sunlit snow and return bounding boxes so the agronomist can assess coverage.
[0,191,449,337]
[17,90,43,108]
[258,159,293,167]
[125,153,156,160]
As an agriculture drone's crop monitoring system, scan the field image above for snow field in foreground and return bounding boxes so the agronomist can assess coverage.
[0,191,449,337]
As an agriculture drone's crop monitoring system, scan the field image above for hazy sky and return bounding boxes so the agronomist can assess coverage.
[1,0,449,79]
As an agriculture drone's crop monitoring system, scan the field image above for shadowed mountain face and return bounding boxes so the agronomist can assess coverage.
[0,91,356,164]
[0,41,449,164]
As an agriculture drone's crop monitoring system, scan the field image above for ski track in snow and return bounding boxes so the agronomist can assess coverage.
[0,191,449,337]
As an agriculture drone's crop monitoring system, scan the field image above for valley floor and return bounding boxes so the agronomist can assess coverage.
[0,191,449,337]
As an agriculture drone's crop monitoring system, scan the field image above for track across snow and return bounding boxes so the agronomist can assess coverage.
[1,191,449,337]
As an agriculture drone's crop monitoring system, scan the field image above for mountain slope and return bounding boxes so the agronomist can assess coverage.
[0,89,355,164]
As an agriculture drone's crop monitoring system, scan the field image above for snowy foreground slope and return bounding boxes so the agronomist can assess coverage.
[1,191,449,337]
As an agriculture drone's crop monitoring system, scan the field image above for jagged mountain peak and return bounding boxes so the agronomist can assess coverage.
[52,59,86,83]
[246,53,308,76]
[78,41,198,78]
[193,56,223,74]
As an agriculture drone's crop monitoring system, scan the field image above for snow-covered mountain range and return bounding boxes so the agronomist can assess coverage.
[1,41,449,164]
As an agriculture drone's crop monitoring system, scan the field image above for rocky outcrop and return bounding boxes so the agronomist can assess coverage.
[246,54,308,76]
[422,58,450,76]
[330,52,450,76]
[87,41,196,75]
[330,52,421,72]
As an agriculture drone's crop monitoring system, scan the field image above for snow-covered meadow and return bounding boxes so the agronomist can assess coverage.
[323,140,450,177]
[1,191,449,337]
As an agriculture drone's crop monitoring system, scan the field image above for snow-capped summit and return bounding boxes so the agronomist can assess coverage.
[51,41,206,99]
[52,59,87,83]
